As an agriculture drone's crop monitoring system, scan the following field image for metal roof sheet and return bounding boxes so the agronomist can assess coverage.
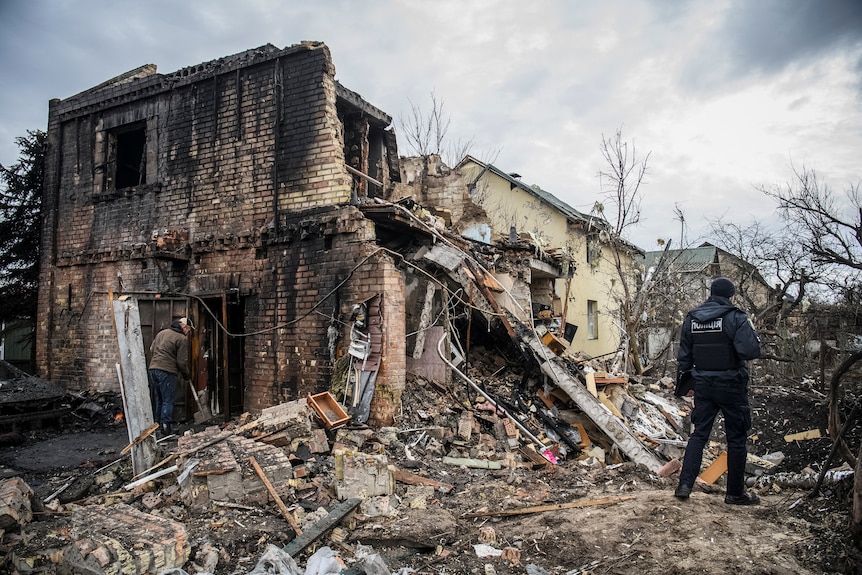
[643,246,718,273]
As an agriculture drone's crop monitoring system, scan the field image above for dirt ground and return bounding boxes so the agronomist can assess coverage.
[0,372,860,575]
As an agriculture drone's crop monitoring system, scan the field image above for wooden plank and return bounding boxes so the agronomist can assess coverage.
[111,295,157,476]
[585,372,598,397]
[594,376,628,385]
[249,456,302,536]
[120,423,159,455]
[192,468,233,477]
[598,391,623,418]
[461,495,636,518]
[393,468,453,493]
[698,451,728,484]
[281,498,361,557]
[659,408,682,433]
[536,389,556,409]
[572,423,591,449]
[784,429,822,442]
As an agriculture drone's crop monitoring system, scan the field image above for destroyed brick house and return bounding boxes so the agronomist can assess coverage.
[36,41,665,466]
[11,41,859,575]
[38,42,408,425]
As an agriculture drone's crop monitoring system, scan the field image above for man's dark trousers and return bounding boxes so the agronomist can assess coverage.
[679,382,751,496]
[148,368,177,426]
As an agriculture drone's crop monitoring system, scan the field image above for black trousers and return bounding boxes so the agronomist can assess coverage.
[679,381,752,496]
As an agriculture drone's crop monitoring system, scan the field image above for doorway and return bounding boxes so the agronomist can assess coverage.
[139,294,245,423]
[198,294,245,420]
[138,297,190,421]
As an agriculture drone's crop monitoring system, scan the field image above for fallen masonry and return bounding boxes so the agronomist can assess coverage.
[0,371,857,573]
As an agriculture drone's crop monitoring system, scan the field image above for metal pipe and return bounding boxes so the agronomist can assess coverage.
[345,164,384,188]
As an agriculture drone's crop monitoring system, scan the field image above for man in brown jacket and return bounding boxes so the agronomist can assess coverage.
[148,317,193,436]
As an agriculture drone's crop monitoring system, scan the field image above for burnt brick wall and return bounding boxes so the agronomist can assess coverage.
[243,207,378,411]
[38,43,404,413]
[364,255,407,427]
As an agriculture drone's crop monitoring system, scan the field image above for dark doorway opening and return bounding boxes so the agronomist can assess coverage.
[198,295,244,420]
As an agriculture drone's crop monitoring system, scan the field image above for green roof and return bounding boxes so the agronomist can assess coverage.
[643,245,718,273]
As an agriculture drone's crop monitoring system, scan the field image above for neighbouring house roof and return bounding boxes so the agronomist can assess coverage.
[457,155,645,256]
[644,243,774,295]
[643,245,718,274]
[458,155,594,227]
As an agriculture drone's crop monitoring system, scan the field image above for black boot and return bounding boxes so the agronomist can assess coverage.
[674,483,692,499]
[725,492,759,505]
[160,422,172,437]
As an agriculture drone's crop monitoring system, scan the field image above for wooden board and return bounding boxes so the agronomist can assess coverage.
[698,451,728,484]
[111,296,157,476]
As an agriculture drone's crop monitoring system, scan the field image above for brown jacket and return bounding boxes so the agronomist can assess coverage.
[149,327,190,378]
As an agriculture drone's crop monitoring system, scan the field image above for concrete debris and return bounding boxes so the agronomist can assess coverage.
[750,465,855,489]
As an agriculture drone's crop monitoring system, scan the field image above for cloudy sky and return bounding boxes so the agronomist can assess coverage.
[1,0,860,250]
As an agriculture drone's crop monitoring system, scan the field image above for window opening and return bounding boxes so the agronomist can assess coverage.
[107,122,147,189]
[587,300,598,340]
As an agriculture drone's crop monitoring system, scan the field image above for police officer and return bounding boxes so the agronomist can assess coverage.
[674,277,762,505]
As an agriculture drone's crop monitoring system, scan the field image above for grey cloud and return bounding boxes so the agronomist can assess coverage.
[681,0,862,92]
[722,0,862,72]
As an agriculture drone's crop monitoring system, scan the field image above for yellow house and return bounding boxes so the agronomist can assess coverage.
[457,156,644,360]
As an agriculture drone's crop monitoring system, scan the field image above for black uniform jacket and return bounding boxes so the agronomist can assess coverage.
[678,296,761,387]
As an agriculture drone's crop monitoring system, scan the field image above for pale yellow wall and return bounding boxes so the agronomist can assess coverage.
[461,161,635,358]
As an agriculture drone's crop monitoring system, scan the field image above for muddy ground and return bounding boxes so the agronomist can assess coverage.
[0,372,860,575]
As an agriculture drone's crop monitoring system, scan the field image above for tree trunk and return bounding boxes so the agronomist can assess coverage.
[854,440,862,543]
[828,350,862,468]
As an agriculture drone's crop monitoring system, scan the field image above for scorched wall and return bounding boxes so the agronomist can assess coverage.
[37,42,405,422]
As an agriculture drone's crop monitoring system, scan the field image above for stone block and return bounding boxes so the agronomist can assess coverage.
[334,450,394,500]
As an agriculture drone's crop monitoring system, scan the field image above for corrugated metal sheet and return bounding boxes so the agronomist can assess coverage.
[643,245,717,273]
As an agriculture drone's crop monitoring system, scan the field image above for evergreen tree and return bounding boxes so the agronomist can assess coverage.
[0,130,45,325]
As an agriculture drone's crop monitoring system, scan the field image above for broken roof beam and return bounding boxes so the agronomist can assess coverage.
[518,327,664,472]
[281,498,361,557]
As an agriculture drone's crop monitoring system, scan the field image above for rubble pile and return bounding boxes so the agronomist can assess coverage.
[0,356,860,573]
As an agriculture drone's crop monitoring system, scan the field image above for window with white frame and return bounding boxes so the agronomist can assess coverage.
[587,300,598,339]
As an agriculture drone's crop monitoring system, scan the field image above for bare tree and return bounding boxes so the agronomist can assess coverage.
[591,127,652,374]
[707,218,812,327]
[596,128,649,238]
[399,91,474,168]
[763,166,862,272]
[761,165,862,536]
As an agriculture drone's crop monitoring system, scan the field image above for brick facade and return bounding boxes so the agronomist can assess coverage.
[38,42,405,423]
